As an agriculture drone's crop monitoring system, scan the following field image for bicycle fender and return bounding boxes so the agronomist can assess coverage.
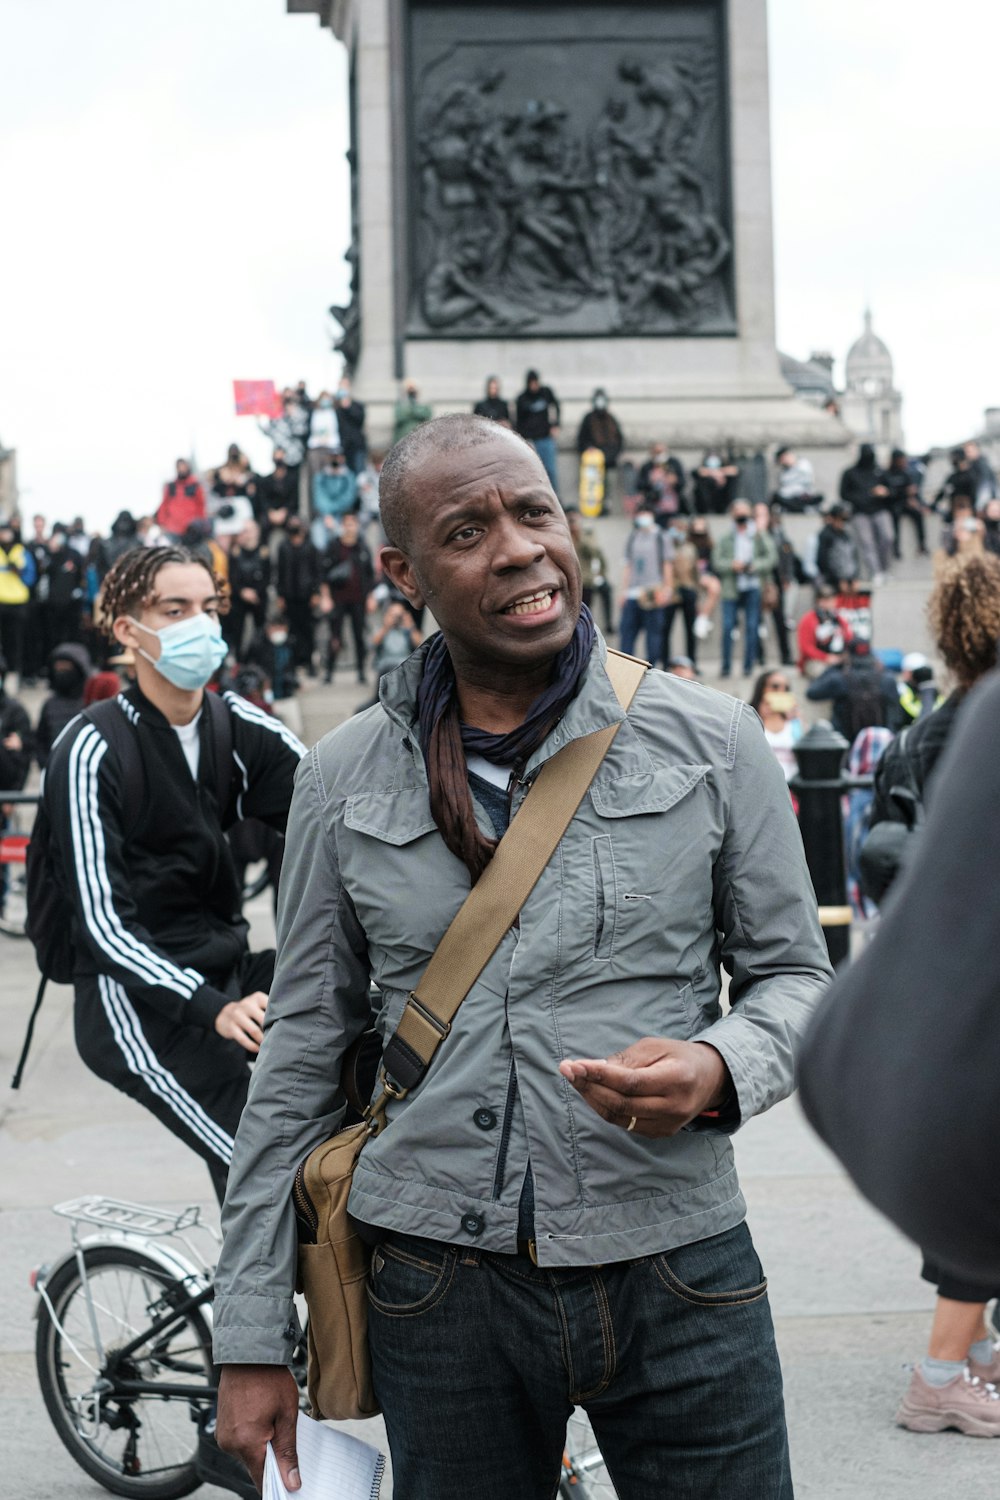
[33,1232,214,1328]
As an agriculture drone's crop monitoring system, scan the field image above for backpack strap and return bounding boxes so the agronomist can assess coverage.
[80,698,146,826]
[203,690,234,814]
[15,699,144,1092]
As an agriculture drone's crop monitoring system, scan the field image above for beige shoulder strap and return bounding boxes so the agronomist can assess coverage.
[376,649,647,1105]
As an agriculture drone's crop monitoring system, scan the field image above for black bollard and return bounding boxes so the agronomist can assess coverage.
[791,721,851,966]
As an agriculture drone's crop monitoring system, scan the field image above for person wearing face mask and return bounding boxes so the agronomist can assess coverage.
[334,376,368,474]
[35,642,92,768]
[796,584,853,679]
[392,380,433,445]
[618,504,674,663]
[576,388,624,505]
[749,670,803,783]
[156,459,207,542]
[712,501,778,678]
[306,392,342,478]
[41,545,304,1206]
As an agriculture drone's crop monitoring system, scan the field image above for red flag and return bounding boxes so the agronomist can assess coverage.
[233,380,282,418]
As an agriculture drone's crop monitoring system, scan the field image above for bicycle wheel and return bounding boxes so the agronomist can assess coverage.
[560,1409,618,1499]
[36,1245,213,1499]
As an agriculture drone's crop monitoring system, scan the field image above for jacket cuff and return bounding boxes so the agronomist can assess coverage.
[212,1293,302,1365]
[187,983,232,1028]
[686,1021,764,1133]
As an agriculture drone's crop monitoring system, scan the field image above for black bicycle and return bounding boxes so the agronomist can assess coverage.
[34,1195,618,1499]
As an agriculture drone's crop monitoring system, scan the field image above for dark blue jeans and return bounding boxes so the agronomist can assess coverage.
[619,598,665,665]
[530,436,560,494]
[368,1221,792,1499]
[722,588,762,675]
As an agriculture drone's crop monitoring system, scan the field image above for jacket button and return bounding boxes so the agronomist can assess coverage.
[461,1212,484,1237]
[473,1108,497,1130]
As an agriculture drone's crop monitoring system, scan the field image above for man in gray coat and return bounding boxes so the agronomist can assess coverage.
[215,415,831,1498]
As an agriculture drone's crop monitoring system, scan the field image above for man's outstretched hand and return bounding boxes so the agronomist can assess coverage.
[217,1364,300,1494]
[559,1037,732,1137]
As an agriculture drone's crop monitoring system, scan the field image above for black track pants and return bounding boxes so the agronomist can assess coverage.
[73,950,275,1204]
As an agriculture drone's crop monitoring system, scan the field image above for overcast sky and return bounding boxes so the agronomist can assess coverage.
[1,0,997,528]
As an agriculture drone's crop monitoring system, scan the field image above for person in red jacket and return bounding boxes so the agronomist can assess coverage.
[156,459,207,541]
[796,583,853,678]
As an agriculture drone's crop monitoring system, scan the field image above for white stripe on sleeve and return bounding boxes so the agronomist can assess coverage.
[68,725,203,998]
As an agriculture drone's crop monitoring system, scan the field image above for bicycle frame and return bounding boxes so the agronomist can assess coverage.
[34,1196,218,1403]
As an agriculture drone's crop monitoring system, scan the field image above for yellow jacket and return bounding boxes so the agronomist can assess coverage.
[0,544,31,606]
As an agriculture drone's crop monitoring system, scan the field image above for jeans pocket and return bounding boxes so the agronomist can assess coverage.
[367,1238,457,1319]
[651,1223,768,1308]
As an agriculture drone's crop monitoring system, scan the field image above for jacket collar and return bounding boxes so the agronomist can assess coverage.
[120,682,207,733]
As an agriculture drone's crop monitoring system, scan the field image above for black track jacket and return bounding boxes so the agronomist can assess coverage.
[44,686,304,1027]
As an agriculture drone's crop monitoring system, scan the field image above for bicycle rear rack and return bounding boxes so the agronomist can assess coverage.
[53,1195,210,1238]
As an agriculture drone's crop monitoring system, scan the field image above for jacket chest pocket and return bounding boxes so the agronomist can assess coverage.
[342,789,468,968]
[586,764,713,963]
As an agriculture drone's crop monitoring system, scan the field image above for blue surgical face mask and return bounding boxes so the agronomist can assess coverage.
[131,612,227,691]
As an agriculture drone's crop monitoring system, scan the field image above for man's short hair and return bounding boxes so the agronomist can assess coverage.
[379,413,537,553]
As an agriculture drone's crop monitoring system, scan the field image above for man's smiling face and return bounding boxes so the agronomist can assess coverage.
[380,432,583,680]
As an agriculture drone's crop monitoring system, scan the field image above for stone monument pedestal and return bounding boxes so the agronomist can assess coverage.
[291,0,846,465]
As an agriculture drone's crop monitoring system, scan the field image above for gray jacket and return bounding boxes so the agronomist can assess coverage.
[213,638,831,1364]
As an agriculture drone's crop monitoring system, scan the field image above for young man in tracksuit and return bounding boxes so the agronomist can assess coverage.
[44,545,304,1202]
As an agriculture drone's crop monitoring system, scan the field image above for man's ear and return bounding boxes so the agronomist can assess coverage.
[380,548,426,609]
[112,615,140,650]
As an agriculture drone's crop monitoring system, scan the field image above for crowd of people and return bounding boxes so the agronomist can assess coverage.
[0,387,993,800]
[11,389,1000,1500]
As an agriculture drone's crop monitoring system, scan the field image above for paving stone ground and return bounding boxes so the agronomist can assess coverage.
[3,512,986,1498]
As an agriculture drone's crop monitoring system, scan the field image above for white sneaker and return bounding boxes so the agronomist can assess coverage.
[873,571,887,587]
[693,616,713,640]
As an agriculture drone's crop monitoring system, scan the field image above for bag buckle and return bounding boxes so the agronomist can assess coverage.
[406,990,451,1039]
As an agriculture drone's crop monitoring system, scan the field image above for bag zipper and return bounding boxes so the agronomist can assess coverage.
[292,1160,319,1244]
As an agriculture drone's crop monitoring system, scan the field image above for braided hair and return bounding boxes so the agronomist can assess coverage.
[99,545,228,642]
[928,553,1000,692]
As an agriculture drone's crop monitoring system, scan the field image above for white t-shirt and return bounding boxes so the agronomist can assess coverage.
[172,710,202,780]
[308,405,342,450]
[465,752,512,790]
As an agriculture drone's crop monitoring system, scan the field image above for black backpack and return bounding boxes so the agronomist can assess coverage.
[13,692,233,1088]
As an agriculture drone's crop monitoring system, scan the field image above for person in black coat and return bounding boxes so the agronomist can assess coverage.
[0,658,32,791]
[473,376,512,427]
[275,519,320,674]
[42,528,86,655]
[805,639,902,741]
[576,389,624,468]
[839,444,893,581]
[334,378,368,473]
[35,642,92,768]
[226,522,271,659]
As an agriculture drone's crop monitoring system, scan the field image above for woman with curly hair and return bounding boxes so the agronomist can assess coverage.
[41,544,304,1203]
[857,550,1000,1435]
[870,552,1000,827]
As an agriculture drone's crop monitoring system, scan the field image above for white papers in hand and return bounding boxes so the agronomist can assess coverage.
[263,1411,385,1500]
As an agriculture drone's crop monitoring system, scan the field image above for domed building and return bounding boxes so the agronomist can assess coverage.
[840,309,904,452]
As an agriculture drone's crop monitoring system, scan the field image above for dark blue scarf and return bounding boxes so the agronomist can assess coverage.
[416,606,596,881]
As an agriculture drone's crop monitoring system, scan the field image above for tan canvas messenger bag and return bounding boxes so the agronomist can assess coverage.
[293,650,647,1421]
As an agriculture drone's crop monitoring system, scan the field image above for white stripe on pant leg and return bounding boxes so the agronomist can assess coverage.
[98,977,234,1164]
